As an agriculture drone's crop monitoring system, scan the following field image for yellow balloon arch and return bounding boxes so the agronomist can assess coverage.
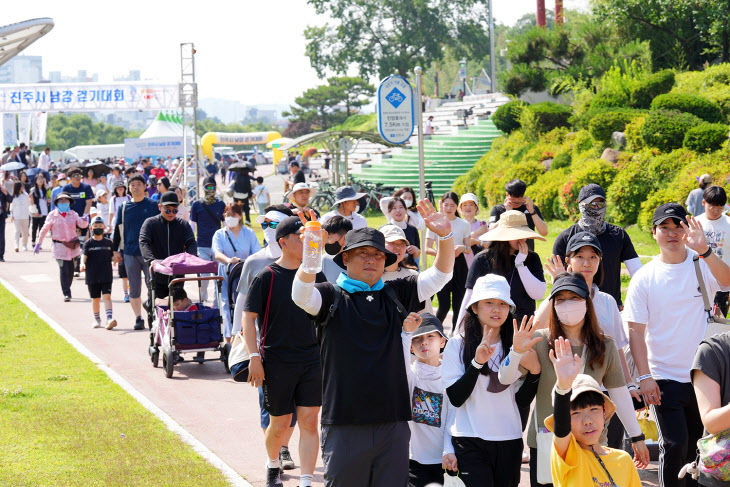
[200,131,283,163]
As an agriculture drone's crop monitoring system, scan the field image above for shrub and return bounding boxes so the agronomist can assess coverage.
[629,69,675,109]
[524,102,572,135]
[492,100,527,134]
[650,93,723,123]
[640,110,702,152]
[559,160,618,221]
[551,152,572,170]
[624,116,646,151]
[483,160,546,207]
[683,123,729,153]
[591,91,629,109]
[672,64,730,122]
[570,107,646,131]
[565,130,596,156]
[529,168,570,220]
[638,188,678,231]
[588,111,641,145]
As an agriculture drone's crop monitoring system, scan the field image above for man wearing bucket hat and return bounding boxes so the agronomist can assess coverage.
[489,179,548,252]
[320,185,367,230]
[625,202,730,487]
[457,209,546,327]
[553,183,641,308]
[292,200,455,486]
[35,192,90,301]
[547,337,642,486]
[285,182,319,221]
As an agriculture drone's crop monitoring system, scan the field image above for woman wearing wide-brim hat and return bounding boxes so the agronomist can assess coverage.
[457,210,547,327]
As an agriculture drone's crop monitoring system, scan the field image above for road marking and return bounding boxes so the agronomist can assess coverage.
[0,276,252,487]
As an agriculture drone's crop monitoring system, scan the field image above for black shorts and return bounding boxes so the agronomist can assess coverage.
[88,282,112,299]
[118,251,127,279]
[262,361,322,416]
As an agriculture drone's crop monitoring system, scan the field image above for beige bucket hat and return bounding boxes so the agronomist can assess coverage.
[544,374,617,433]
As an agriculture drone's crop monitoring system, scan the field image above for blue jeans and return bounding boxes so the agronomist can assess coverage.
[197,247,214,303]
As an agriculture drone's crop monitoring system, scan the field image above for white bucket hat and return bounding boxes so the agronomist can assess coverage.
[287,182,317,201]
[459,193,479,209]
[465,274,516,312]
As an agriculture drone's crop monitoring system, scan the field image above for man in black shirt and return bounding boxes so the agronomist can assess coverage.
[292,200,455,487]
[284,161,306,193]
[244,216,326,487]
[489,178,548,252]
[552,183,642,307]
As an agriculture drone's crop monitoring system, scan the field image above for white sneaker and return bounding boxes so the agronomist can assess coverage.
[106,319,117,330]
[93,321,103,328]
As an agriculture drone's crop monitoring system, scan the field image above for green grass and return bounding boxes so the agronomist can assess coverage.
[0,286,231,487]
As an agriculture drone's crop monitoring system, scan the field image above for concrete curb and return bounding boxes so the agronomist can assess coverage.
[0,276,253,487]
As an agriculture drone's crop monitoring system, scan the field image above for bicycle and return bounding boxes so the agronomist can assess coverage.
[309,180,336,214]
[351,180,396,214]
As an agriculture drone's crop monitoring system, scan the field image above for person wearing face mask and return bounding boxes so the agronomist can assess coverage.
[553,184,642,308]
[80,216,117,330]
[212,203,261,342]
[191,176,226,303]
[35,193,90,301]
[320,186,368,230]
[321,215,353,282]
[380,187,425,231]
[385,197,421,269]
[499,272,649,487]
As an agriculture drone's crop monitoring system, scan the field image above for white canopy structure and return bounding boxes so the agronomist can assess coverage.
[140,112,184,138]
[0,18,54,68]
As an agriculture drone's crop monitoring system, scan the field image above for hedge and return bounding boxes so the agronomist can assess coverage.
[588,111,641,145]
[559,160,618,221]
[650,93,723,123]
[640,110,702,152]
[492,100,527,134]
[525,102,572,134]
[551,152,572,169]
[629,69,675,109]
[683,123,729,153]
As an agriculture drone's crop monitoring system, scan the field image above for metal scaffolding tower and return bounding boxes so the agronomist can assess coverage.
[179,43,201,203]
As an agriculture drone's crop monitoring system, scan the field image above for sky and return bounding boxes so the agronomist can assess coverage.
[11,0,589,106]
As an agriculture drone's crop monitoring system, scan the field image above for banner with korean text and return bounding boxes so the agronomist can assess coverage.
[0,83,180,113]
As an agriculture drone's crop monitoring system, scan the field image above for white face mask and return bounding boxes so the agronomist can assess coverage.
[264,227,281,259]
[554,300,587,327]
[402,198,413,209]
[225,216,240,229]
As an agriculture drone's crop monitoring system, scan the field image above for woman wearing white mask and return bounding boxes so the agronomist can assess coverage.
[499,272,650,487]
[212,203,261,341]
[380,186,425,231]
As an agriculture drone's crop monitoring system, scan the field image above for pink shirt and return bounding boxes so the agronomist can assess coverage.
[37,209,89,260]
[464,219,487,267]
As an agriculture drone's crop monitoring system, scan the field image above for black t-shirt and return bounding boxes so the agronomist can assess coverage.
[489,204,543,251]
[311,276,423,425]
[465,250,544,321]
[82,237,114,284]
[244,263,326,365]
[553,223,638,306]
[692,334,730,487]
[293,170,306,185]
[403,223,420,268]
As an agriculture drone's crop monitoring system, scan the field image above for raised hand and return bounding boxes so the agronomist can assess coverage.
[403,312,422,333]
[544,254,567,279]
[681,215,710,255]
[475,325,497,365]
[549,337,582,391]
[512,316,543,354]
[417,199,451,238]
[525,197,535,214]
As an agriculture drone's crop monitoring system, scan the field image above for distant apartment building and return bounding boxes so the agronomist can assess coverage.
[0,55,43,84]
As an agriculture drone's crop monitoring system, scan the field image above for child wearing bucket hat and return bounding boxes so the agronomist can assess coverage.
[457,209,547,327]
[547,336,641,486]
[499,272,649,486]
[401,312,457,486]
[443,274,543,487]
[458,192,488,267]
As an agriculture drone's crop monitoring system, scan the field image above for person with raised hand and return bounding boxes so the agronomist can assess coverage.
[291,198,454,487]
[442,274,542,487]
[547,337,643,486]
[625,203,730,487]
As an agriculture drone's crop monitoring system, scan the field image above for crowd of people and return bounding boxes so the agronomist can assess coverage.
[3,144,730,487]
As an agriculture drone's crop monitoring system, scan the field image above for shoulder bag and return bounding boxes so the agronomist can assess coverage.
[696,338,730,480]
[693,254,730,338]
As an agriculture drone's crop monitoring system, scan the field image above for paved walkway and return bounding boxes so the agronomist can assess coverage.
[0,168,660,486]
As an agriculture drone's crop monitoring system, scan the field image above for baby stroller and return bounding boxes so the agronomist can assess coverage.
[147,253,230,378]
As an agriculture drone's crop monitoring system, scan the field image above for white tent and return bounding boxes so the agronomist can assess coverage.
[140,112,184,138]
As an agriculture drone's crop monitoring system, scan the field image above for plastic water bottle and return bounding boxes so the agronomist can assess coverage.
[302,221,323,273]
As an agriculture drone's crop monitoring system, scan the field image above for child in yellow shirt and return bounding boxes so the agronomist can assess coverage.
[546,336,644,487]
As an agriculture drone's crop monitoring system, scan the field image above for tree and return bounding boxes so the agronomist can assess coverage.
[500,12,652,96]
[283,84,348,131]
[45,114,142,150]
[304,0,492,80]
[327,77,375,116]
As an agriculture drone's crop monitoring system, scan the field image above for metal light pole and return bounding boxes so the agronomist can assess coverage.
[415,66,427,270]
[489,0,496,93]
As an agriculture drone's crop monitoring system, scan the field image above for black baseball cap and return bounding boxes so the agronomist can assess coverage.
[566,231,603,256]
[653,203,688,226]
[333,227,397,268]
[159,191,180,206]
[275,216,304,241]
[203,176,217,187]
[578,184,606,204]
[412,313,447,340]
[549,273,590,300]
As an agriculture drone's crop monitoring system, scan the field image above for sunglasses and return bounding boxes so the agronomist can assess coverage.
[204,185,215,190]
[261,221,279,229]
[163,208,179,215]
[584,200,607,210]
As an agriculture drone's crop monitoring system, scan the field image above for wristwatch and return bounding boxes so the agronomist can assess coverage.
[630,433,646,443]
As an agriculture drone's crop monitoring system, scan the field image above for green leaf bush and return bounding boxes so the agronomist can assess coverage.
[492,100,527,134]
[524,102,572,135]
[629,69,675,109]
[683,123,729,153]
[588,111,642,145]
[650,93,723,123]
[640,110,702,152]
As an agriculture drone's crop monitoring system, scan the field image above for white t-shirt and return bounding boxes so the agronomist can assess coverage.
[441,336,523,440]
[623,251,727,382]
[426,216,471,249]
[38,152,51,171]
[696,213,730,266]
[252,185,269,204]
[320,209,368,229]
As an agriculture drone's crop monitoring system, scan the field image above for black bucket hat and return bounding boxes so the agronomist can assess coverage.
[549,273,590,300]
[411,313,448,354]
[333,227,397,268]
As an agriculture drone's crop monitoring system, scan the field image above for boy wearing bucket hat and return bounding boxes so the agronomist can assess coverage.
[547,336,641,486]
[553,183,642,307]
[458,210,546,327]
[401,312,457,486]
[320,185,367,230]
[292,200,455,486]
